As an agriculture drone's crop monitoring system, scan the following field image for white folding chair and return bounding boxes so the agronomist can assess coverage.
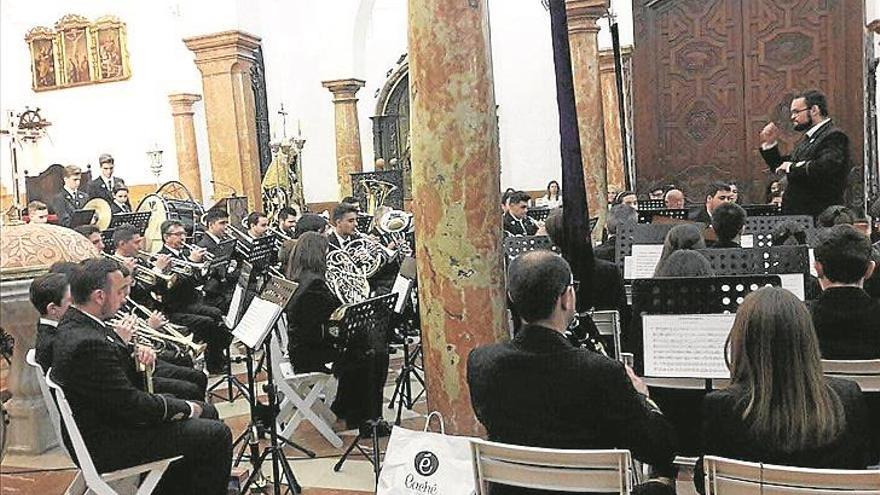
[822,359,880,392]
[270,337,343,448]
[703,455,880,495]
[470,439,633,494]
[43,367,181,495]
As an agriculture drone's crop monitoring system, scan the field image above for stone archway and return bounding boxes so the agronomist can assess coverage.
[371,54,411,197]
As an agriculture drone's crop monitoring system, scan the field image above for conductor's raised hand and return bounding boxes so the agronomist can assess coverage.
[760,122,779,146]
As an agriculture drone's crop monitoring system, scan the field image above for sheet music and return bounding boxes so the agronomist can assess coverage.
[778,273,805,301]
[224,284,244,329]
[808,248,817,277]
[232,296,283,349]
[740,234,754,248]
[624,244,663,279]
[390,275,411,314]
[643,313,734,379]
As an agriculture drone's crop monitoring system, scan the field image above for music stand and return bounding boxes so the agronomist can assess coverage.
[233,275,308,495]
[70,208,96,227]
[209,262,256,403]
[332,293,397,482]
[502,235,558,263]
[387,259,425,425]
[527,207,551,222]
[637,199,666,210]
[637,208,689,224]
[109,211,152,233]
[234,234,277,274]
[741,204,782,217]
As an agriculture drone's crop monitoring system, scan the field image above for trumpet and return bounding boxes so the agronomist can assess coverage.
[112,310,207,358]
[125,297,189,340]
[103,252,177,289]
[183,241,214,261]
[109,313,157,393]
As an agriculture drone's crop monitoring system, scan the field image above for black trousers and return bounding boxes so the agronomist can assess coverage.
[153,360,207,401]
[167,304,231,372]
[81,406,231,495]
[332,347,390,428]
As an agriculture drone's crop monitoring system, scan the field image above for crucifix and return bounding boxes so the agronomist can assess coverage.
[277,103,289,139]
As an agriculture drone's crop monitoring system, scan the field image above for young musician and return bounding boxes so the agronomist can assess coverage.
[113,225,171,308]
[197,209,237,311]
[110,185,132,214]
[30,273,72,370]
[246,211,270,238]
[86,153,128,205]
[503,191,539,236]
[27,200,49,224]
[157,220,232,374]
[51,165,88,227]
[277,206,298,238]
[74,225,105,253]
[51,258,232,495]
[328,203,360,250]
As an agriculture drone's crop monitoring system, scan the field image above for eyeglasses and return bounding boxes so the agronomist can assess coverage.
[167,231,185,237]
[790,108,810,116]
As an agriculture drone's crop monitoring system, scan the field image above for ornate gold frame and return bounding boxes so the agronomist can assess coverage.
[25,14,131,92]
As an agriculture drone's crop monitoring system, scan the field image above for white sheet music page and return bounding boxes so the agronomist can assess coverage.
[224,284,244,329]
[390,275,410,314]
[778,273,806,301]
[624,244,664,279]
[740,234,754,248]
[643,313,735,379]
[233,296,283,349]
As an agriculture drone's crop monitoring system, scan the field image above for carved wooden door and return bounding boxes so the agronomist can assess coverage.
[633,0,865,204]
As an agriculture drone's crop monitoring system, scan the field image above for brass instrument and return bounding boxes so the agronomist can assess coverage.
[103,252,177,289]
[112,309,206,359]
[136,249,199,278]
[182,241,214,261]
[358,178,397,217]
[376,208,414,258]
[325,249,371,304]
[126,297,189,340]
[109,313,157,393]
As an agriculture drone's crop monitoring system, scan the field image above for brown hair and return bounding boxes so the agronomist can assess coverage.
[63,165,82,178]
[725,287,845,452]
[286,232,327,282]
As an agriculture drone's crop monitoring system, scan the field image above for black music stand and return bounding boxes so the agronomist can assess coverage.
[741,204,782,217]
[109,211,152,233]
[332,293,398,482]
[527,207,551,222]
[233,276,310,495]
[502,235,559,262]
[208,262,256,403]
[637,199,666,210]
[387,262,425,425]
[234,233,277,274]
[743,214,816,247]
[637,208,689,224]
[356,214,374,233]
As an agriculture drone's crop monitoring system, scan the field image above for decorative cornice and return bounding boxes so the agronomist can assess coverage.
[322,78,366,103]
[168,93,202,116]
[565,0,609,34]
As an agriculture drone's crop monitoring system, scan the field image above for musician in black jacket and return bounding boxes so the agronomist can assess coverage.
[157,220,232,373]
[502,191,540,236]
[759,90,851,217]
[328,202,361,251]
[51,258,231,495]
[109,184,132,214]
[50,165,89,227]
[30,273,72,370]
[197,209,236,311]
[86,153,128,206]
[468,251,677,495]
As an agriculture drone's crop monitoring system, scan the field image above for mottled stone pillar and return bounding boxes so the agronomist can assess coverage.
[598,47,630,193]
[322,79,366,198]
[184,31,263,210]
[566,0,609,240]
[409,0,508,436]
[168,93,204,202]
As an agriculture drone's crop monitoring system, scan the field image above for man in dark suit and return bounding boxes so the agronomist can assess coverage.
[50,165,89,227]
[468,251,677,494]
[86,153,128,206]
[197,209,237,312]
[328,202,361,251]
[595,203,637,263]
[109,184,132,214]
[30,273,72,370]
[809,225,879,359]
[51,258,231,495]
[157,220,231,374]
[502,191,540,237]
[688,181,735,226]
[759,90,850,217]
[706,202,746,249]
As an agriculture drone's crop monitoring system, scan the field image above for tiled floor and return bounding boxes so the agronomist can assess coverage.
[1,346,427,494]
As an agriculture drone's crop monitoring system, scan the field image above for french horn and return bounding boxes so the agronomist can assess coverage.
[326,249,371,304]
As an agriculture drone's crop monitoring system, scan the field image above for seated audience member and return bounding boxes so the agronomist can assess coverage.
[27,201,49,224]
[51,258,232,495]
[503,191,539,236]
[664,188,685,210]
[765,180,784,203]
[809,225,879,360]
[30,273,72,370]
[595,203,637,262]
[74,224,105,252]
[695,287,871,494]
[468,251,677,495]
[707,202,746,248]
[535,180,562,209]
[688,181,735,225]
[614,190,638,209]
[768,191,783,207]
[654,250,714,278]
[544,208,630,344]
[654,224,706,276]
[817,205,859,228]
[284,232,340,373]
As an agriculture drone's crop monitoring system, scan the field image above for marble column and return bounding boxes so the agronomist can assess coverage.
[566,0,609,240]
[183,31,263,210]
[598,47,630,194]
[168,93,204,202]
[408,0,508,436]
[322,79,366,198]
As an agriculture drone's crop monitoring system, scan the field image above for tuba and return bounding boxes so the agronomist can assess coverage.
[358,179,397,217]
[376,209,414,258]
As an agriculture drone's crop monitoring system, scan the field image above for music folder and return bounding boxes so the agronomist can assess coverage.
[70,209,96,227]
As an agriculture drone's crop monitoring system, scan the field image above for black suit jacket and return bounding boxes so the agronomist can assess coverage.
[50,188,89,227]
[51,308,192,443]
[502,212,538,236]
[760,121,850,217]
[109,201,131,214]
[688,206,711,225]
[35,322,59,371]
[695,378,871,494]
[327,231,360,251]
[157,245,202,311]
[286,277,341,372]
[468,324,677,487]
[808,287,880,360]
[86,176,126,204]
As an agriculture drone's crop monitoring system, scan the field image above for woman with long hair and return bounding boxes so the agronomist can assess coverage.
[284,232,340,373]
[653,223,706,276]
[695,287,871,493]
[536,180,562,209]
